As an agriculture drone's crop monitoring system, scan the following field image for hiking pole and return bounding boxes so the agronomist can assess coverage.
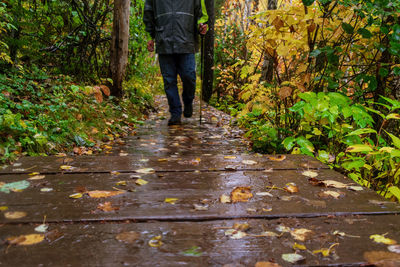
[199,34,205,125]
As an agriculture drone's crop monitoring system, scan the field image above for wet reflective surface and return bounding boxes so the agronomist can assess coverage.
[0,96,399,266]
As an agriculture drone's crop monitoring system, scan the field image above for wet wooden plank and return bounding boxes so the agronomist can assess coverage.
[0,215,399,266]
[0,154,328,175]
[0,169,399,223]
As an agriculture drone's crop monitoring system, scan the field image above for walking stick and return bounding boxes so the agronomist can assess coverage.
[199,35,205,125]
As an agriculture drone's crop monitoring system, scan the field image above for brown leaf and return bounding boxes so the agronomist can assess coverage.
[284,183,299,193]
[93,86,103,103]
[278,86,293,100]
[231,187,253,203]
[308,22,316,33]
[308,177,324,186]
[116,231,140,244]
[45,229,64,242]
[272,16,284,31]
[97,202,119,212]
[364,251,400,267]
[100,85,111,96]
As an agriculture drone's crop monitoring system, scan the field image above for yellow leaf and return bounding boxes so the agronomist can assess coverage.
[370,234,397,245]
[116,181,127,186]
[69,193,83,199]
[158,158,168,162]
[268,155,286,161]
[148,235,163,247]
[0,206,9,211]
[87,190,124,198]
[8,234,44,246]
[293,242,307,250]
[164,198,179,204]
[60,165,73,170]
[224,156,237,159]
[231,187,253,203]
[29,172,40,176]
[135,179,148,186]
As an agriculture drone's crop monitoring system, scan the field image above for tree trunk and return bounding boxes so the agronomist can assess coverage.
[260,0,277,82]
[109,0,131,97]
[202,0,214,103]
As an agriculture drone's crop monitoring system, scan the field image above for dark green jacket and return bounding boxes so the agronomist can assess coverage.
[143,0,208,54]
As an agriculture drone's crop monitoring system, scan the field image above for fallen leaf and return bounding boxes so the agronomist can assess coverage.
[148,235,163,247]
[262,207,273,212]
[255,262,282,267]
[35,224,49,233]
[220,194,231,203]
[259,231,279,237]
[165,198,179,204]
[7,234,44,246]
[290,228,314,241]
[233,222,250,232]
[231,187,253,203]
[322,180,348,188]
[135,179,148,186]
[242,160,258,165]
[348,185,364,191]
[88,190,124,198]
[29,172,40,176]
[45,229,64,242]
[318,190,343,199]
[193,204,209,211]
[60,165,73,170]
[4,211,27,219]
[268,155,286,161]
[119,153,129,156]
[302,170,318,178]
[182,246,203,257]
[224,156,237,159]
[284,183,299,193]
[116,231,140,244]
[313,243,339,257]
[333,230,360,238]
[276,225,291,233]
[256,192,273,197]
[97,202,119,212]
[308,177,324,186]
[388,245,400,254]
[116,180,127,186]
[139,159,149,162]
[293,242,307,250]
[158,158,168,162]
[28,175,46,180]
[370,234,397,245]
[69,193,83,199]
[225,229,247,239]
[111,171,121,176]
[135,168,155,174]
[281,253,305,264]
[0,180,30,193]
[364,251,400,266]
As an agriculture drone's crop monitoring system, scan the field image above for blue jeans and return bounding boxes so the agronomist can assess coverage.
[158,54,196,117]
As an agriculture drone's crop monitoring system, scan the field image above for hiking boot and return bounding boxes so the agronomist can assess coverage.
[168,115,182,126]
[183,103,193,118]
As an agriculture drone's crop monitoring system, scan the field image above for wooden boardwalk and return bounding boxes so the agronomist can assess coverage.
[1,97,400,266]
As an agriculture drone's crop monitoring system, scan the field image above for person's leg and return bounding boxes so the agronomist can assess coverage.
[158,54,182,123]
[177,53,196,118]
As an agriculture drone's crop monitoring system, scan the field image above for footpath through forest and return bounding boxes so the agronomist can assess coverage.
[0,96,400,266]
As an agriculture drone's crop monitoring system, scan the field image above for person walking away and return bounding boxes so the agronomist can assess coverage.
[143,0,208,125]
